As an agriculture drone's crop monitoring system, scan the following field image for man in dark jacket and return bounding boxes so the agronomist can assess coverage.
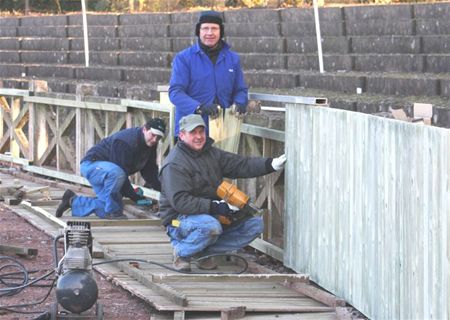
[159,114,286,271]
[169,10,248,138]
[55,118,166,220]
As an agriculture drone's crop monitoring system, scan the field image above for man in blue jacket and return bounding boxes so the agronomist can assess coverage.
[169,10,248,138]
[55,118,166,220]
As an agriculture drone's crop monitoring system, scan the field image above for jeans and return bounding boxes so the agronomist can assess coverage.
[71,160,126,218]
[167,214,264,258]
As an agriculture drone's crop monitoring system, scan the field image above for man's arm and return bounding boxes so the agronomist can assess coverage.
[231,56,248,107]
[140,154,161,191]
[218,148,274,179]
[160,163,212,215]
[169,53,200,115]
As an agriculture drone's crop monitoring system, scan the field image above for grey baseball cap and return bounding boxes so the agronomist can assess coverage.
[179,114,206,132]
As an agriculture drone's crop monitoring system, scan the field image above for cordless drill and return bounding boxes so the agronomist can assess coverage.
[215,180,263,225]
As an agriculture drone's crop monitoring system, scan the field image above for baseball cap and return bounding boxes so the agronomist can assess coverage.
[146,118,166,137]
[179,114,206,132]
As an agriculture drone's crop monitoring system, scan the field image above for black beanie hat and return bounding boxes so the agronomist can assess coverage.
[195,10,224,38]
[145,118,166,137]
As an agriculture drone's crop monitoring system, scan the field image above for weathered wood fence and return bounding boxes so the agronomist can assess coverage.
[284,104,450,319]
[0,87,299,256]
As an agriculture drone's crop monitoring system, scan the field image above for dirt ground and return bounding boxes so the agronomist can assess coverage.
[0,203,156,320]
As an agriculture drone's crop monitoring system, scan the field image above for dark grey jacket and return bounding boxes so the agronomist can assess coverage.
[158,138,274,226]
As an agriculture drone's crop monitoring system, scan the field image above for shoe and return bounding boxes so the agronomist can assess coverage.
[194,256,218,270]
[173,253,191,272]
[104,213,128,220]
[55,190,75,217]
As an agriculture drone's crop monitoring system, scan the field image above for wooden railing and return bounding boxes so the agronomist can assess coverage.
[1,87,320,258]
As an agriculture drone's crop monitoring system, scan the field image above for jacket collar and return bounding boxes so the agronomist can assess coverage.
[194,40,230,53]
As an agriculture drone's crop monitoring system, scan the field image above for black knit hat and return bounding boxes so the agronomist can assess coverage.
[195,10,224,38]
[145,118,166,137]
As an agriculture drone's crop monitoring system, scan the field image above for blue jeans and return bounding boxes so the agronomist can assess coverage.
[71,160,127,218]
[166,214,264,258]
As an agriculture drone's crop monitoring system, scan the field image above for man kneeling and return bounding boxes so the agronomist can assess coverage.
[158,114,286,271]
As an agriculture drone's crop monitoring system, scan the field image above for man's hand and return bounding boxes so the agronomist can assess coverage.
[235,103,246,118]
[230,103,247,119]
[271,154,286,171]
[210,200,231,215]
[197,104,220,119]
[210,200,240,215]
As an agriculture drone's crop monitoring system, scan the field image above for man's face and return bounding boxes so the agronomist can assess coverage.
[143,127,162,147]
[199,23,220,48]
[179,126,206,151]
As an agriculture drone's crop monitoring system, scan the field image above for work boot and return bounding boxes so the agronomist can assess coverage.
[173,252,191,272]
[194,256,218,270]
[55,190,75,217]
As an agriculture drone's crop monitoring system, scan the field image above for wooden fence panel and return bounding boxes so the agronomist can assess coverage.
[284,103,450,319]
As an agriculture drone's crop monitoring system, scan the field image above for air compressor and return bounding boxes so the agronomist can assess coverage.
[51,221,103,320]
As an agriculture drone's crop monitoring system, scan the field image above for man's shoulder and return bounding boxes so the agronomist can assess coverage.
[176,43,199,57]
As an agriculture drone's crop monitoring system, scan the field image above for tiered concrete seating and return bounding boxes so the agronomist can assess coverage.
[1,3,450,124]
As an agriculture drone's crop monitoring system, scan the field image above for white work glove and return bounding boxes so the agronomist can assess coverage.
[271,154,286,171]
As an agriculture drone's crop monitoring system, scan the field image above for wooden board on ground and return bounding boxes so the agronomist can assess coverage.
[1,170,345,319]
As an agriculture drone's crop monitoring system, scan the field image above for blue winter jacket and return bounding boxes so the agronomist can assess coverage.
[169,41,248,136]
[82,127,160,199]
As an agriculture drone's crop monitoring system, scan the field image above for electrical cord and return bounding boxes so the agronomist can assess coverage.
[0,277,57,314]
[0,256,28,297]
[0,255,56,314]
[93,253,249,274]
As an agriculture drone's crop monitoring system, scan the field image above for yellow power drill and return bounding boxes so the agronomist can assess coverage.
[215,180,263,226]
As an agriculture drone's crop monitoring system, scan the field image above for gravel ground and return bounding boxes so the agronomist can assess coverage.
[0,203,156,320]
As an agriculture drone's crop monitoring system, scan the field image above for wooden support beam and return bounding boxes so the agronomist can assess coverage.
[0,244,38,257]
[221,306,246,320]
[20,201,66,228]
[283,282,346,308]
[82,219,162,227]
[4,196,22,205]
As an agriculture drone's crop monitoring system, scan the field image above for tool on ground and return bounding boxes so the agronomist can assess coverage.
[215,180,263,225]
[52,221,103,319]
[134,187,153,206]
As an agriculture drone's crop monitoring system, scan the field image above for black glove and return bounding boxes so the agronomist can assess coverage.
[197,103,219,118]
[210,200,230,215]
[235,103,247,114]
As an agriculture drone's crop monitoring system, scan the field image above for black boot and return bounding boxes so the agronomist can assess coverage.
[56,190,75,217]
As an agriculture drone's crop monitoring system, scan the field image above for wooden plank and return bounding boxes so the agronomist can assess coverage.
[79,218,162,227]
[0,244,38,257]
[121,99,172,113]
[152,273,309,283]
[240,124,284,142]
[249,238,283,262]
[221,306,246,320]
[23,95,127,112]
[102,251,188,307]
[284,282,346,308]
[20,200,66,228]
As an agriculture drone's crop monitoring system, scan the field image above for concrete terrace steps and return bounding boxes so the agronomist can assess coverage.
[2,3,450,107]
[6,48,450,74]
[3,35,450,55]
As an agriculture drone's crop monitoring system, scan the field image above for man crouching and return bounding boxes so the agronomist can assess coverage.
[158,114,286,271]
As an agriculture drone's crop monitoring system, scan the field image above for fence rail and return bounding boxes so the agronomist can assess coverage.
[0,87,294,253]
